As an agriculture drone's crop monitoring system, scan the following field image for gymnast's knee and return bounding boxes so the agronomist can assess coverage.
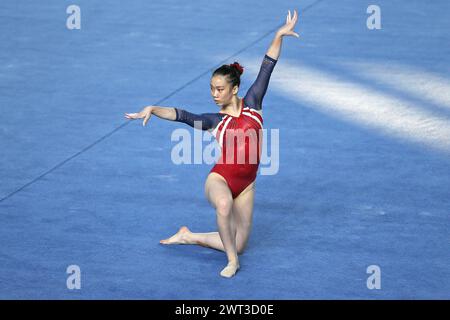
[215,197,233,217]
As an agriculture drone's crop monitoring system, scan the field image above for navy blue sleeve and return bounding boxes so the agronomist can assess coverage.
[174,108,224,130]
[243,54,278,110]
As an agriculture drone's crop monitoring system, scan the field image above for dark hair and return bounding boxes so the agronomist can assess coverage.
[212,62,244,88]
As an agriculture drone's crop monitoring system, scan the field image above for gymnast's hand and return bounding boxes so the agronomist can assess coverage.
[124,106,153,126]
[276,9,300,38]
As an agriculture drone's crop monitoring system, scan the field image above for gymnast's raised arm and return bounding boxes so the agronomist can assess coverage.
[243,9,300,111]
[266,9,300,60]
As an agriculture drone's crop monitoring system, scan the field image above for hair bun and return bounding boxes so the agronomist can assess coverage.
[229,62,244,75]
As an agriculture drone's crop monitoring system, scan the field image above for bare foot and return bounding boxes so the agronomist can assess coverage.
[220,261,240,278]
[160,226,191,245]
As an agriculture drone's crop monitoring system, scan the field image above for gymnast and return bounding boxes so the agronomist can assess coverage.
[125,9,299,278]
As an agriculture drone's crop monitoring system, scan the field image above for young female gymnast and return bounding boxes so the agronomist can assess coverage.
[125,9,299,278]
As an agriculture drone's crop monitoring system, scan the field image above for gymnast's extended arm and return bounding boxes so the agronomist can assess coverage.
[125,105,222,131]
[125,106,177,126]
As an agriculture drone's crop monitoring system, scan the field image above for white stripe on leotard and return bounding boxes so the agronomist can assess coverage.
[211,115,228,138]
[218,116,233,148]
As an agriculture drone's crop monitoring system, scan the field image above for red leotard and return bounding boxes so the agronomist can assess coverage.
[210,99,263,198]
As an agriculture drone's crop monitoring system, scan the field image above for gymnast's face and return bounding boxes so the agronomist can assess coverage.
[210,75,238,107]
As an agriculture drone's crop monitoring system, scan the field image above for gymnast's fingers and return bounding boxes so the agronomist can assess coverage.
[143,113,151,126]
